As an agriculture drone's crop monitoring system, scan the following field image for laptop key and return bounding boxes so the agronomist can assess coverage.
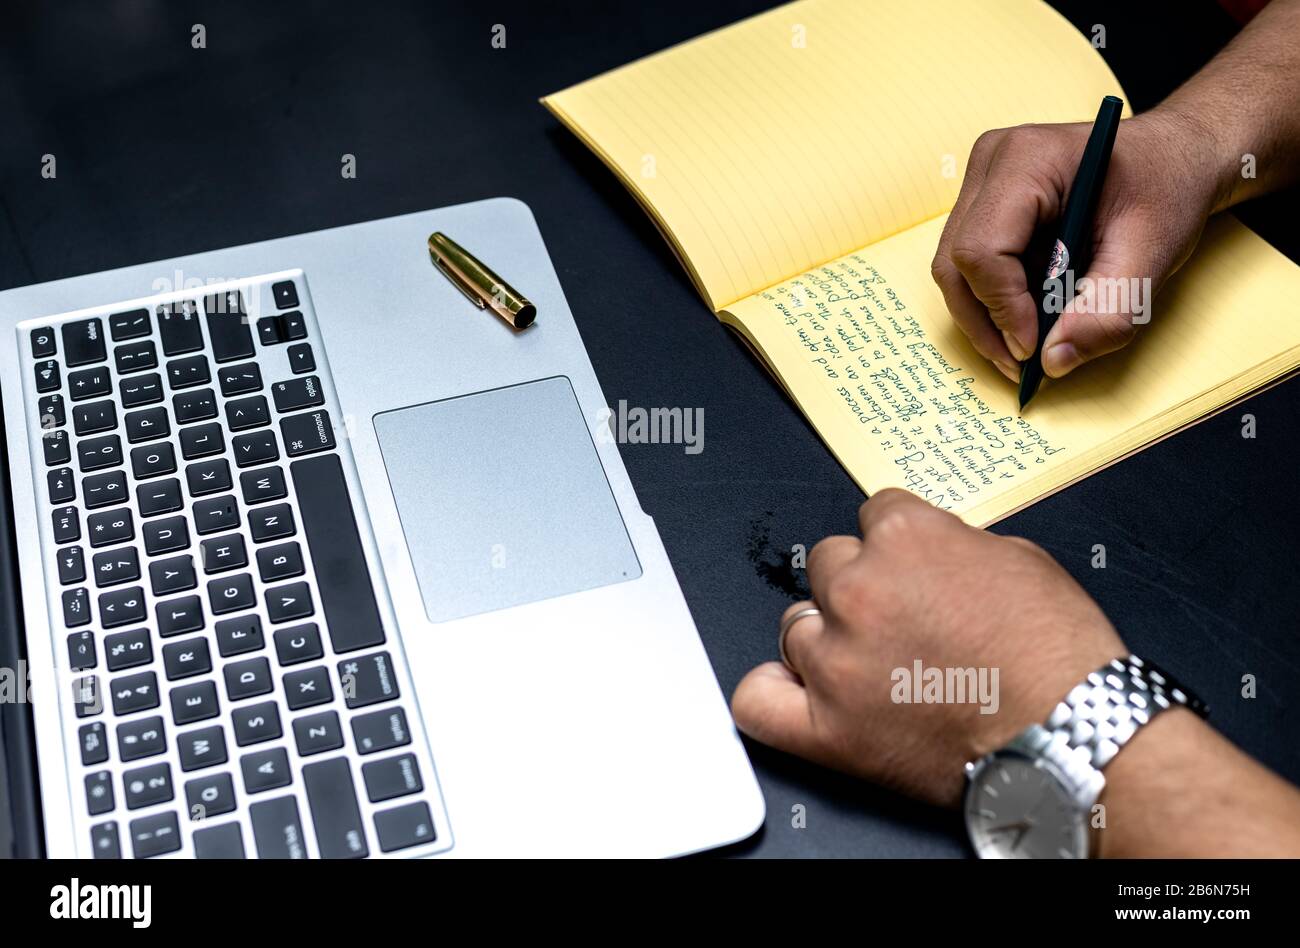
[58,545,86,584]
[85,770,115,815]
[156,594,204,637]
[362,753,423,802]
[72,399,117,436]
[117,715,167,762]
[123,762,173,809]
[281,310,307,340]
[167,354,211,389]
[287,342,315,374]
[63,587,91,627]
[250,795,306,859]
[303,757,369,858]
[185,772,236,820]
[293,710,344,757]
[105,627,153,672]
[67,630,96,670]
[193,822,245,858]
[284,665,332,711]
[61,318,106,367]
[67,366,111,400]
[225,656,272,700]
[218,362,262,396]
[30,326,57,358]
[180,421,225,459]
[209,573,256,615]
[109,307,151,341]
[125,406,169,443]
[91,821,122,859]
[338,652,399,709]
[257,316,285,346]
[226,394,270,431]
[48,467,75,504]
[351,707,411,755]
[232,701,281,745]
[265,581,313,623]
[73,675,101,717]
[130,441,177,479]
[271,376,324,413]
[99,586,146,628]
[173,387,219,423]
[84,470,129,509]
[177,724,227,772]
[129,811,180,858]
[215,614,264,657]
[110,670,158,715]
[39,392,66,428]
[42,430,71,466]
[77,434,123,472]
[52,506,80,543]
[258,541,304,583]
[137,477,183,517]
[241,747,291,794]
[281,409,335,456]
[171,680,220,726]
[272,280,299,309]
[204,291,256,363]
[87,507,134,547]
[239,465,287,504]
[232,430,279,467]
[144,515,189,555]
[79,722,109,765]
[158,301,203,355]
[91,546,140,587]
[114,340,157,374]
[34,359,60,392]
[163,636,211,680]
[201,533,248,573]
[186,457,232,496]
[249,503,294,543]
[120,372,164,407]
[373,801,436,853]
[193,494,240,534]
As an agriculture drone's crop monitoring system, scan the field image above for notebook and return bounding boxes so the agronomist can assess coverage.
[542,0,1300,525]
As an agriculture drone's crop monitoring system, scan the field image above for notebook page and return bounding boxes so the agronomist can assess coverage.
[720,214,1300,525]
[543,0,1125,312]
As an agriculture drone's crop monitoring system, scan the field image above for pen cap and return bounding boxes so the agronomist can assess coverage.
[428,232,537,330]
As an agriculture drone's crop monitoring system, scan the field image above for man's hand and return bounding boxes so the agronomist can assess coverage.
[929,111,1222,382]
[731,489,1125,807]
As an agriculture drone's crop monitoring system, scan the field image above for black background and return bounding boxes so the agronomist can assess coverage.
[1,0,1297,859]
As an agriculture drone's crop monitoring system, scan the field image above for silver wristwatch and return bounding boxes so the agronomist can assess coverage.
[963,654,1208,859]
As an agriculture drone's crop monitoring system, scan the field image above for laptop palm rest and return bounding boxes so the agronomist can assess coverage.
[373,376,641,623]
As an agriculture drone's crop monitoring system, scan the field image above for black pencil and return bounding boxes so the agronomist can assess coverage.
[1019,95,1124,409]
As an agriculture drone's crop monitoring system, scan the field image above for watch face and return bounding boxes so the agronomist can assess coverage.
[965,753,1090,859]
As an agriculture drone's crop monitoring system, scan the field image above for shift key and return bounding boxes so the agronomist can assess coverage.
[302,758,368,859]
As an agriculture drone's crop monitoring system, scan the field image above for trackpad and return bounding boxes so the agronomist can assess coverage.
[373,377,641,623]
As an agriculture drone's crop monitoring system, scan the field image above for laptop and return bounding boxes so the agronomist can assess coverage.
[0,197,764,858]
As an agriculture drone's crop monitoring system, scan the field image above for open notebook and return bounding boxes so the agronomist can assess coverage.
[543,0,1300,525]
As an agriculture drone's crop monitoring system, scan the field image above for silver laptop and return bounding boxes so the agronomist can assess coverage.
[0,197,763,858]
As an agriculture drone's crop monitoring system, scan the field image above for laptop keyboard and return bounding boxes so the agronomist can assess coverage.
[21,274,448,858]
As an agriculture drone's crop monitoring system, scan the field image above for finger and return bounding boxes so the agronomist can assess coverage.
[779,599,826,675]
[806,535,861,606]
[857,487,936,537]
[731,663,827,762]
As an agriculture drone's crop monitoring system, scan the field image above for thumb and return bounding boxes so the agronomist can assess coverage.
[1040,248,1157,378]
[731,663,824,761]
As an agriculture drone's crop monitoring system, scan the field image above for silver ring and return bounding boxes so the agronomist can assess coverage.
[779,606,822,673]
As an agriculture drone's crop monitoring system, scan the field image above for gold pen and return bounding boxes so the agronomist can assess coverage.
[428,231,537,330]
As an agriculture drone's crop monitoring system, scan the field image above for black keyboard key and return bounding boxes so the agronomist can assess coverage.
[77,434,123,473]
[218,362,262,396]
[156,594,204,637]
[258,541,304,583]
[158,301,203,355]
[171,680,220,726]
[225,395,270,431]
[204,290,256,362]
[303,757,369,859]
[72,399,117,436]
[42,430,71,466]
[216,614,264,657]
[99,586,146,628]
[123,762,173,809]
[163,636,211,680]
[265,581,313,624]
[179,422,224,459]
[224,656,272,700]
[250,795,306,859]
[83,470,128,509]
[124,406,169,443]
[271,376,325,413]
[61,318,106,367]
[79,722,109,765]
[117,715,167,762]
[73,674,102,717]
[110,670,158,715]
[232,701,281,746]
[130,441,176,479]
[63,587,91,627]
[34,359,60,393]
[67,630,96,670]
[239,466,287,504]
[288,342,315,374]
[185,773,236,820]
[281,310,307,340]
[281,409,335,456]
[91,546,140,587]
[293,710,344,757]
[273,622,322,666]
[136,477,183,517]
[144,515,189,555]
[38,393,66,428]
[109,308,151,341]
[173,387,218,423]
[186,457,232,496]
[292,455,386,652]
[167,354,210,389]
[193,822,245,858]
[284,665,332,711]
[257,316,284,346]
[30,326,57,358]
[86,770,115,816]
[129,811,180,858]
[87,507,133,547]
[201,533,247,573]
[114,340,157,374]
[105,627,152,672]
[91,821,122,859]
[193,494,240,534]
[57,544,86,584]
[374,801,435,853]
[351,707,412,756]
[241,747,291,794]
[177,724,227,772]
[362,753,423,802]
[272,280,299,309]
[67,366,112,401]
[52,506,80,543]
[338,652,399,709]
[47,467,75,504]
[119,372,164,407]
[209,573,256,615]
[249,503,294,543]
[232,430,279,467]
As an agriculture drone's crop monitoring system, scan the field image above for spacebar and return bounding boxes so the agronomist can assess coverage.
[290,454,387,652]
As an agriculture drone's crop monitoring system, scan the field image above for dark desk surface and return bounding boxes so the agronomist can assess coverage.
[2,0,1297,858]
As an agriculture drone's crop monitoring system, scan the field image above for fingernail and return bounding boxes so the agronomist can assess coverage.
[1001,329,1030,362]
[1043,342,1081,378]
[995,360,1019,383]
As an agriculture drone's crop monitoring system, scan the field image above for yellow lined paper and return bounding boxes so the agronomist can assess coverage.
[544,0,1126,311]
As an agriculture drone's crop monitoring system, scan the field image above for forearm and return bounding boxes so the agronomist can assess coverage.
[1096,708,1300,857]
[1150,0,1300,212]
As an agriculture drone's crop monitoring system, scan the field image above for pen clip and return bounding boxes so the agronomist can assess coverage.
[431,251,488,309]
